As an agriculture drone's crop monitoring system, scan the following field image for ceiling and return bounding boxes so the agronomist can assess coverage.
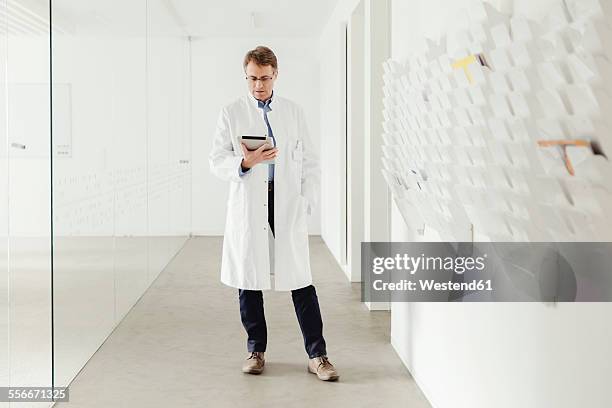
[169,0,340,38]
[9,0,340,38]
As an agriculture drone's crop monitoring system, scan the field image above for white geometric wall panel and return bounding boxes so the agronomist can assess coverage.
[382,0,612,241]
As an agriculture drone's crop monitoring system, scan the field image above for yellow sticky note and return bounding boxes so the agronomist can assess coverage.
[452,55,478,84]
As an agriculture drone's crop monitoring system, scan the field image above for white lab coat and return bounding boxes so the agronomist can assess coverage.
[209,94,320,291]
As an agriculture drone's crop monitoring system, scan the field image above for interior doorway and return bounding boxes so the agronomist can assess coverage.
[343,0,391,308]
[345,0,366,283]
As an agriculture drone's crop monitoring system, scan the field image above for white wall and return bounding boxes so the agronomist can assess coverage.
[363,0,390,244]
[192,37,321,235]
[318,0,361,263]
[319,0,391,275]
[320,0,612,407]
[347,1,365,282]
[319,0,391,304]
[389,1,612,408]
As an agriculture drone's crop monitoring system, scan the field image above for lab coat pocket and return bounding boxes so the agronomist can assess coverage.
[292,140,304,187]
[292,140,304,161]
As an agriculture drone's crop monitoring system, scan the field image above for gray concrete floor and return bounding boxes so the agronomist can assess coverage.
[56,236,431,408]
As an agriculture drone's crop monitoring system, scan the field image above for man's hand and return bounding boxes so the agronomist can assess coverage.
[240,143,278,169]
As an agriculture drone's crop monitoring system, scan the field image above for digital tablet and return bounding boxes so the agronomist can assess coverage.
[240,135,275,164]
[241,135,272,151]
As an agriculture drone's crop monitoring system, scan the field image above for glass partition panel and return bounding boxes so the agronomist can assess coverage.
[51,0,190,390]
[169,38,191,254]
[0,0,9,404]
[146,0,190,283]
[102,1,148,323]
[7,0,52,396]
[51,0,147,387]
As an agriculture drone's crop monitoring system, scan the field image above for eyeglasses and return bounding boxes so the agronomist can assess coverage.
[246,75,274,84]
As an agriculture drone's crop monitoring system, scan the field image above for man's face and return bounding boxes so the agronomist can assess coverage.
[245,61,277,101]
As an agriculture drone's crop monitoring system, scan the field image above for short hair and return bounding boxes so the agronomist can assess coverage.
[243,46,278,72]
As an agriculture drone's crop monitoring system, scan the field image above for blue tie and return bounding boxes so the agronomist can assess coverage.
[257,98,276,181]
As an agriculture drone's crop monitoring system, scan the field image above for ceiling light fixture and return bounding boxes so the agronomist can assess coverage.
[250,12,259,29]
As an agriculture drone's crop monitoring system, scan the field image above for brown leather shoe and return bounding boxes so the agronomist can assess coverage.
[242,351,265,374]
[308,356,339,381]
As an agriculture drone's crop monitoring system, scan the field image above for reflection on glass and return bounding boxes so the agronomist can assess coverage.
[6,0,53,394]
[147,0,192,279]
[52,0,146,387]
[52,0,191,388]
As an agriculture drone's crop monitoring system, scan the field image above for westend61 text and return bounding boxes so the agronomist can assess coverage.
[372,279,493,292]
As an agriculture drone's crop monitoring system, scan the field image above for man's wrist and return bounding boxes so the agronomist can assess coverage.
[241,159,251,172]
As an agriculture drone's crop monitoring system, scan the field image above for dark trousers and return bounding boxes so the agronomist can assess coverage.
[238,285,327,358]
[268,181,275,236]
[238,181,327,358]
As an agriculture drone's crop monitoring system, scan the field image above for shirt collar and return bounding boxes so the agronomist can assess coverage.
[248,90,274,110]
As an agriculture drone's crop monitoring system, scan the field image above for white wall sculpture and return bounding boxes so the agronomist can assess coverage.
[382,0,612,242]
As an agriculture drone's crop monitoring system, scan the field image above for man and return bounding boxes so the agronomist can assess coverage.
[209,46,339,381]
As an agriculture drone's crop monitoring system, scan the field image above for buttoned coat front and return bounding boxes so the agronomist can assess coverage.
[209,94,320,291]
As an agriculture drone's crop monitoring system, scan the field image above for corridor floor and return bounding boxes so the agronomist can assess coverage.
[56,236,431,408]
